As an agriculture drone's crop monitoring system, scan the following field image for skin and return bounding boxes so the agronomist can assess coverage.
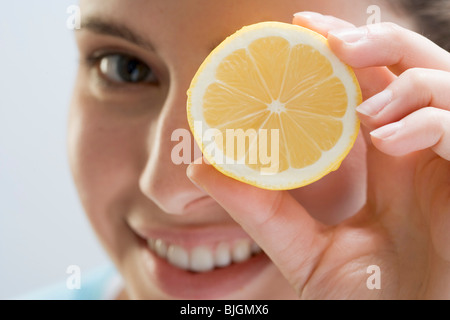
[70,0,450,299]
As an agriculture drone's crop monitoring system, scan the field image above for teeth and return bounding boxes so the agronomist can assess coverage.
[190,246,214,272]
[167,245,189,270]
[147,238,263,273]
[232,239,252,263]
[154,239,168,258]
[214,242,231,268]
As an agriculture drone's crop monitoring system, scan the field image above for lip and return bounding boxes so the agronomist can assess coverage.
[134,228,271,299]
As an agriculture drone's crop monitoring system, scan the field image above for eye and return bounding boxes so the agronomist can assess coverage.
[98,54,158,84]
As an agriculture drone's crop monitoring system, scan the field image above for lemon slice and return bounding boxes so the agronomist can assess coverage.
[187,21,361,190]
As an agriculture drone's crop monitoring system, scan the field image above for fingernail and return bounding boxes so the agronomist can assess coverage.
[186,164,205,190]
[186,163,196,179]
[328,27,367,44]
[370,122,403,140]
[356,90,393,117]
[293,11,324,20]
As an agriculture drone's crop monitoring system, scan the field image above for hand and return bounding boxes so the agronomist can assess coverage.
[187,12,450,299]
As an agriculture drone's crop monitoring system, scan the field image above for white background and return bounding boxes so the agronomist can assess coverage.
[0,1,109,299]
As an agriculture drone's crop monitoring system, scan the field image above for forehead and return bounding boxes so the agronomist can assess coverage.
[78,0,293,49]
[78,0,399,74]
[79,0,377,45]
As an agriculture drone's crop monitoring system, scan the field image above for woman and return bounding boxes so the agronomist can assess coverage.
[61,0,450,299]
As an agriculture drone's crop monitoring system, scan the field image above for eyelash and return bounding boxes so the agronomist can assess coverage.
[85,52,159,88]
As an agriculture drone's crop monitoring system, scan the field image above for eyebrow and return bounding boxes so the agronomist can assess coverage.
[80,17,156,51]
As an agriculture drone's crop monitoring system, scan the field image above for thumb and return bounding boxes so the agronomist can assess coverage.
[187,160,331,292]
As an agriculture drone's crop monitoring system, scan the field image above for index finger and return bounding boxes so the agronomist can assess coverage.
[293,12,396,100]
[327,22,450,75]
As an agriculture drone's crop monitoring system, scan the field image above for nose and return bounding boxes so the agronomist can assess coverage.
[139,85,206,215]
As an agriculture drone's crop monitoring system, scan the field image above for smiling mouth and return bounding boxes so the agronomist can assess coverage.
[146,237,264,273]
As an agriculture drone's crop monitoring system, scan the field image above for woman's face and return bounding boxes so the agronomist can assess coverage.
[69,0,402,299]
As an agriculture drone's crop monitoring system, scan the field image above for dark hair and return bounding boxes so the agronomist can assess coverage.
[400,0,450,51]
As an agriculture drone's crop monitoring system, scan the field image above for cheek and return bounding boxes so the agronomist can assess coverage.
[289,133,368,225]
[67,95,148,253]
